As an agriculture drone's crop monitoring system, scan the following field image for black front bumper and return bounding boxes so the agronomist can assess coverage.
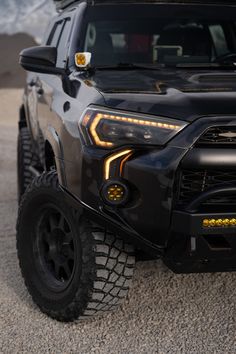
[173,210,236,236]
[65,115,236,272]
[167,206,236,273]
[164,181,236,273]
[164,231,236,274]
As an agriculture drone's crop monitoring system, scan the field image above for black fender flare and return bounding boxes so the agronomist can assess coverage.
[45,125,67,187]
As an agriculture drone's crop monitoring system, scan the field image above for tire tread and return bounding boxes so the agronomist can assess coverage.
[17,127,38,200]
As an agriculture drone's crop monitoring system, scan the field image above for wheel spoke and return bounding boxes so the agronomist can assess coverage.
[44,249,51,262]
[48,214,57,231]
[63,232,73,244]
[54,261,61,280]
[62,262,72,280]
[36,206,74,285]
[47,249,56,263]
[61,243,74,259]
[58,214,65,230]
[42,231,51,244]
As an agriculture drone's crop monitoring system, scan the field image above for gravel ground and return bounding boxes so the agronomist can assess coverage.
[1,89,236,354]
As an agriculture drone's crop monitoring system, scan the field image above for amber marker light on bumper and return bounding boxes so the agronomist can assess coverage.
[203,218,236,228]
[79,107,188,149]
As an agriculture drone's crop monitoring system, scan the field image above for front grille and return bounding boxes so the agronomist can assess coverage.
[197,126,236,146]
[177,169,236,207]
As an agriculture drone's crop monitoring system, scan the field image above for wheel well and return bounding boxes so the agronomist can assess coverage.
[45,141,56,171]
[19,104,27,130]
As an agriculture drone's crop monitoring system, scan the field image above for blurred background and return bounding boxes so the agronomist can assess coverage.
[0,0,55,88]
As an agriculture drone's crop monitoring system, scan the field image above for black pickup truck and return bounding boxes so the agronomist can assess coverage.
[17,0,236,321]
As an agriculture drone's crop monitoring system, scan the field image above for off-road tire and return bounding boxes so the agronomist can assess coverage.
[17,127,38,201]
[17,171,135,322]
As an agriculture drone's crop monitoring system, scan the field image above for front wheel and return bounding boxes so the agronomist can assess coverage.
[17,172,135,322]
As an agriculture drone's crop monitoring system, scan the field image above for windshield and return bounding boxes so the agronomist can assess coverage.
[81,4,236,68]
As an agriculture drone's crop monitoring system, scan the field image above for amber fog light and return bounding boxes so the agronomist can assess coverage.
[101,180,129,206]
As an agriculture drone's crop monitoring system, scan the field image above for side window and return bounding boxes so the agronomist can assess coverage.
[56,19,72,68]
[47,21,64,47]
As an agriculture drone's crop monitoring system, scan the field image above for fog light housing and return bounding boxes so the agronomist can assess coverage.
[101,180,129,206]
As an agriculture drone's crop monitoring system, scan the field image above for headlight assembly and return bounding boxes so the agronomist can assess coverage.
[79,107,188,148]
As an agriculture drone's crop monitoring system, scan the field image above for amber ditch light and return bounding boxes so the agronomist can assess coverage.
[75,52,91,68]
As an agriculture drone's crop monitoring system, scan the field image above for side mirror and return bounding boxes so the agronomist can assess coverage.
[19,46,64,75]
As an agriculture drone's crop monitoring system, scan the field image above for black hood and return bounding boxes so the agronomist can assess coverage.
[82,68,236,122]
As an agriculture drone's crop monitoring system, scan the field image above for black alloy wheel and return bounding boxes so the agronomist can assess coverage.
[35,205,76,291]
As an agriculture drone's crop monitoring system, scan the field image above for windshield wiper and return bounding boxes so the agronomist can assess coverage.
[94,63,163,71]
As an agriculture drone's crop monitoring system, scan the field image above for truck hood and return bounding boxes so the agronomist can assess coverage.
[83,68,236,122]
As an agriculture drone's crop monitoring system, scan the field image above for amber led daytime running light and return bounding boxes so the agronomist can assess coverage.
[104,150,132,180]
[119,152,133,176]
[86,112,180,148]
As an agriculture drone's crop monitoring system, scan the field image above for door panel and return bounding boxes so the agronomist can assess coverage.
[36,17,73,164]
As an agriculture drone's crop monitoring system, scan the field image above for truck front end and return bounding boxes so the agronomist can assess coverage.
[64,1,236,273]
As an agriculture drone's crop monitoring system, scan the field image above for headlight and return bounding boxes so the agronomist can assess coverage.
[79,107,188,148]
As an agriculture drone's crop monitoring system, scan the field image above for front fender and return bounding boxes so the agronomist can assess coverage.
[45,125,67,187]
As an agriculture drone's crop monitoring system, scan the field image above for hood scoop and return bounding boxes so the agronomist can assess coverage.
[190,73,236,84]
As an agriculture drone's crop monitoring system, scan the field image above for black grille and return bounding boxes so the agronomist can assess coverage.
[177,169,236,206]
[197,126,236,146]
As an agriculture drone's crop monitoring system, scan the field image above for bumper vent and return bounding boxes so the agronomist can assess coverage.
[177,169,236,206]
[197,126,236,146]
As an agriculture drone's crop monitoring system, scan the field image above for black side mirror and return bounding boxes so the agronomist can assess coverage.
[19,46,64,75]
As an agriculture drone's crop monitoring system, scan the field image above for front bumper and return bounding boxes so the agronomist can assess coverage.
[64,115,236,271]
[165,208,236,273]
[164,230,236,274]
[166,185,236,273]
[173,210,236,235]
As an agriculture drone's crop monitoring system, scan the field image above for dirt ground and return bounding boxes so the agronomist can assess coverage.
[0,89,236,354]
